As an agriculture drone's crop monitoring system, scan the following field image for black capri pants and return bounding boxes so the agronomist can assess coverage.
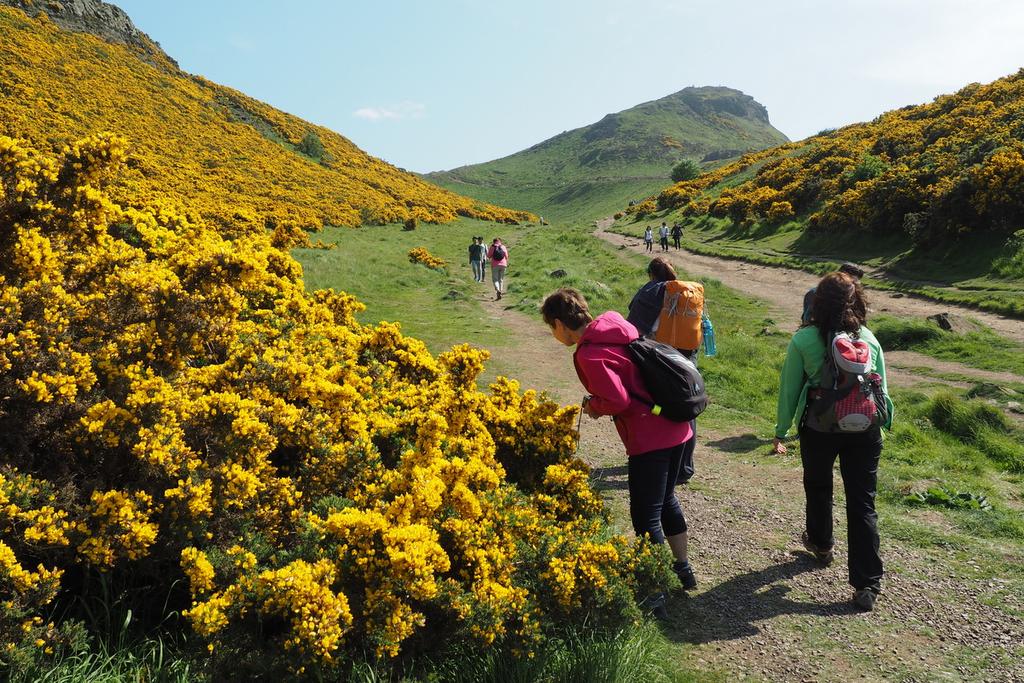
[627,441,689,543]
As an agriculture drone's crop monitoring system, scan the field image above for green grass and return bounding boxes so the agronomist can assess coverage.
[873,315,1024,377]
[416,622,716,683]
[295,219,513,351]
[8,636,194,683]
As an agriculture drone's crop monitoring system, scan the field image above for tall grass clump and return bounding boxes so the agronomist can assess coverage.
[872,316,944,350]
[926,392,1023,472]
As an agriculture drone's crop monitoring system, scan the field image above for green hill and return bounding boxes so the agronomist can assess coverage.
[425,87,789,221]
[626,71,1024,316]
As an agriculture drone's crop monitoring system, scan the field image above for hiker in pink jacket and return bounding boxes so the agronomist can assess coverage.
[486,238,509,300]
[541,287,698,613]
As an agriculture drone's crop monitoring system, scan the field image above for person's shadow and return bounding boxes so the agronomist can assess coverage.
[660,555,858,644]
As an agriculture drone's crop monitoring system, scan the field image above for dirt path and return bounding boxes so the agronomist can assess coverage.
[474,270,1023,682]
[595,219,1024,343]
[886,350,1024,386]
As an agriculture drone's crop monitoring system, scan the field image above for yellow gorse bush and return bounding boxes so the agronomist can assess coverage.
[650,69,1024,245]
[0,6,532,233]
[407,246,447,271]
[0,135,668,674]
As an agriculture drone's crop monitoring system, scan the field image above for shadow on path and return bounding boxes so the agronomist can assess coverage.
[590,464,628,491]
[706,433,772,454]
[661,556,857,645]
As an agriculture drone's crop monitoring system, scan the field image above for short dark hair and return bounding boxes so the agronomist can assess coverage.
[839,262,864,279]
[541,288,592,330]
[647,257,677,282]
[811,272,868,340]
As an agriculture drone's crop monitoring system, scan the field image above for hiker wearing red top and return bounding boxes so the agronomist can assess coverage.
[487,238,509,300]
[542,287,698,614]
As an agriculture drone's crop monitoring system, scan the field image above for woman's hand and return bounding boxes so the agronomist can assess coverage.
[771,438,787,455]
[582,398,601,420]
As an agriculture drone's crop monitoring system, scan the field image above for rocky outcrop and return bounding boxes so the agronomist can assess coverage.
[0,0,177,68]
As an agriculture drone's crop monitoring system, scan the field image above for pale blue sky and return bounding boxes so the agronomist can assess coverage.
[117,0,1024,173]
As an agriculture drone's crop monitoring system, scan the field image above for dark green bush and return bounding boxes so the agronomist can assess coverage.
[296,130,326,159]
[846,153,888,183]
[670,159,701,183]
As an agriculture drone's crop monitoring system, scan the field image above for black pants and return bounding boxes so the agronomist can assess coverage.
[676,419,696,484]
[799,426,883,591]
[628,442,688,543]
[673,236,681,249]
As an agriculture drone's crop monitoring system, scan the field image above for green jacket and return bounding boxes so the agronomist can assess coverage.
[774,325,893,439]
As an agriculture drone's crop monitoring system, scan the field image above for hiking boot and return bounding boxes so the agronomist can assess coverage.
[853,587,879,612]
[496,291,502,300]
[673,560,697,591]
[638,591,669,620]
[801,531,834,566]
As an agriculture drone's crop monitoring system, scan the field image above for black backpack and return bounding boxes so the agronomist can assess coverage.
[492,244,506,261]
[626,337,708,422]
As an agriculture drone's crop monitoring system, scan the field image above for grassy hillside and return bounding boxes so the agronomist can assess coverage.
[426,87,789,221]
[0,5,529,229]
[623,71,1024,315]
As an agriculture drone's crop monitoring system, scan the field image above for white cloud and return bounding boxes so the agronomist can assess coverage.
[352,101,426,122]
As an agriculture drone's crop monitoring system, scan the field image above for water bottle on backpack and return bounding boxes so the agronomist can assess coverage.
[701,312,716,357]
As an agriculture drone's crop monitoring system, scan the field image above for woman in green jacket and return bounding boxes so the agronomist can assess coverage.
[772,271,893,612]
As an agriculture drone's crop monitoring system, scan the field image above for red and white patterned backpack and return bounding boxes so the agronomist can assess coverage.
[805,332,889,433]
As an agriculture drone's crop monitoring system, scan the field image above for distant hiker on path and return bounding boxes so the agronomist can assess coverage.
[802,262,864,323]
[468,236,486,283]
[542,287,698,616]
[773,271,893,612]
[487,238,509,300]
[671,223,683,250]
[644,226,654,253]
[659,222,670,252]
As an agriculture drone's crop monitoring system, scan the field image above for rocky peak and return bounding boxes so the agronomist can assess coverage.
[0,0,177,68]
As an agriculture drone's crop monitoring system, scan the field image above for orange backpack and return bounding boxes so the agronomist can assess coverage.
[653,281,704,351]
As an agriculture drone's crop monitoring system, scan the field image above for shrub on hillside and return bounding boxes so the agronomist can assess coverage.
[0,135,667,677]
[992,229,1024,279]
[296,130,329,164]
[403,217,417,231]
[670,159,701,183]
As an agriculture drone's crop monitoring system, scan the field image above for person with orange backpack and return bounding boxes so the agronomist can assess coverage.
[627,257,713,485]
[772,271,893,612]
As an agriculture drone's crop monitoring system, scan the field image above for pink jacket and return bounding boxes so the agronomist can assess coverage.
[486,242,509,267]
[573,311,692,456]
